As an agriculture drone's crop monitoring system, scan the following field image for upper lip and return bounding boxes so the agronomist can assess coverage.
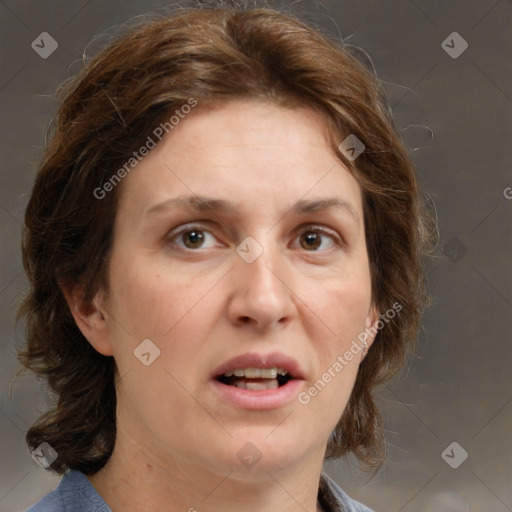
[212,352,305,380]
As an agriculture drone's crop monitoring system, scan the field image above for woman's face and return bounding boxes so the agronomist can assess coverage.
[96,100,377,479]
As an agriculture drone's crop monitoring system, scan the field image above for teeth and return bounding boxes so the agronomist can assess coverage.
[223,367,288,378]
[234,379,279,390]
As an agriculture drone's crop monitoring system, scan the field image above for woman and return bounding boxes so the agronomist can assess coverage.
[19,2,431,511]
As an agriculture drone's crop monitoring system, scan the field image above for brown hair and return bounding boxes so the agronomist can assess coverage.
[18,1,433,474]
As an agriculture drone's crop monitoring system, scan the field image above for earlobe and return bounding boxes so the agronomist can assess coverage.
[365,304,380,333]
[361,304,380,360]
[60,284,114,356]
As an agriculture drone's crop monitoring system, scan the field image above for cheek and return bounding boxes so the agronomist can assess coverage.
[109,258,197,333]
[106,257,224,370]
[107,262,219,411]
[304,269,372,345]
[301,270,371,397]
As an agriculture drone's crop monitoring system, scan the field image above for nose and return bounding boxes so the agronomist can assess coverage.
[226,241,295,331]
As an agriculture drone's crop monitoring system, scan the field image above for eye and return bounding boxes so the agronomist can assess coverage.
[170,226,221,250]
[167,224,340,252]
[294,226,340,251]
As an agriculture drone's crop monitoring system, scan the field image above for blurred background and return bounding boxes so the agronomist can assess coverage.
[1,1,511,510]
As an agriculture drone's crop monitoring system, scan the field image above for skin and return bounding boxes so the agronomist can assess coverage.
[66,100,379,512]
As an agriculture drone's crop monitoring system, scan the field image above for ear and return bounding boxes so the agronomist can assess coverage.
[362,303,380,360]
[61,284,114,356]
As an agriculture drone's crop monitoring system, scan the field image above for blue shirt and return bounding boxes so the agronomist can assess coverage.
[27,470,374,512]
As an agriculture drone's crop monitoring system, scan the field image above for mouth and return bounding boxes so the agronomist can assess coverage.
[211,352,305,410]
[215,367,294,390]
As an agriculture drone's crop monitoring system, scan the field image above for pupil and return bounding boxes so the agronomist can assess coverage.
[302,232,320,250]
[184,230,204,248]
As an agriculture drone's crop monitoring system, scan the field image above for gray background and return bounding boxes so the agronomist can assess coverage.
[1,1,511,510]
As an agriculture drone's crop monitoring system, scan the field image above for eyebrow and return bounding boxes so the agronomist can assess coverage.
[146,195,360,225]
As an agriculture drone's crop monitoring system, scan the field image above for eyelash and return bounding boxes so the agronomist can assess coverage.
[167,223,343,252]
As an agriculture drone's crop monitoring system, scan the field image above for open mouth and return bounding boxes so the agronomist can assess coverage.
[216,367,293,390]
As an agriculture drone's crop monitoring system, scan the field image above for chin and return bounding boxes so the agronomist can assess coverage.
[221,429,318,476]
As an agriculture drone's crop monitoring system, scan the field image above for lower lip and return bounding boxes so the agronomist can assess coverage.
[211,379,304,410]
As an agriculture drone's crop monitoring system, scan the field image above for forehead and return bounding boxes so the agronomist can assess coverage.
[117,100,363,219]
